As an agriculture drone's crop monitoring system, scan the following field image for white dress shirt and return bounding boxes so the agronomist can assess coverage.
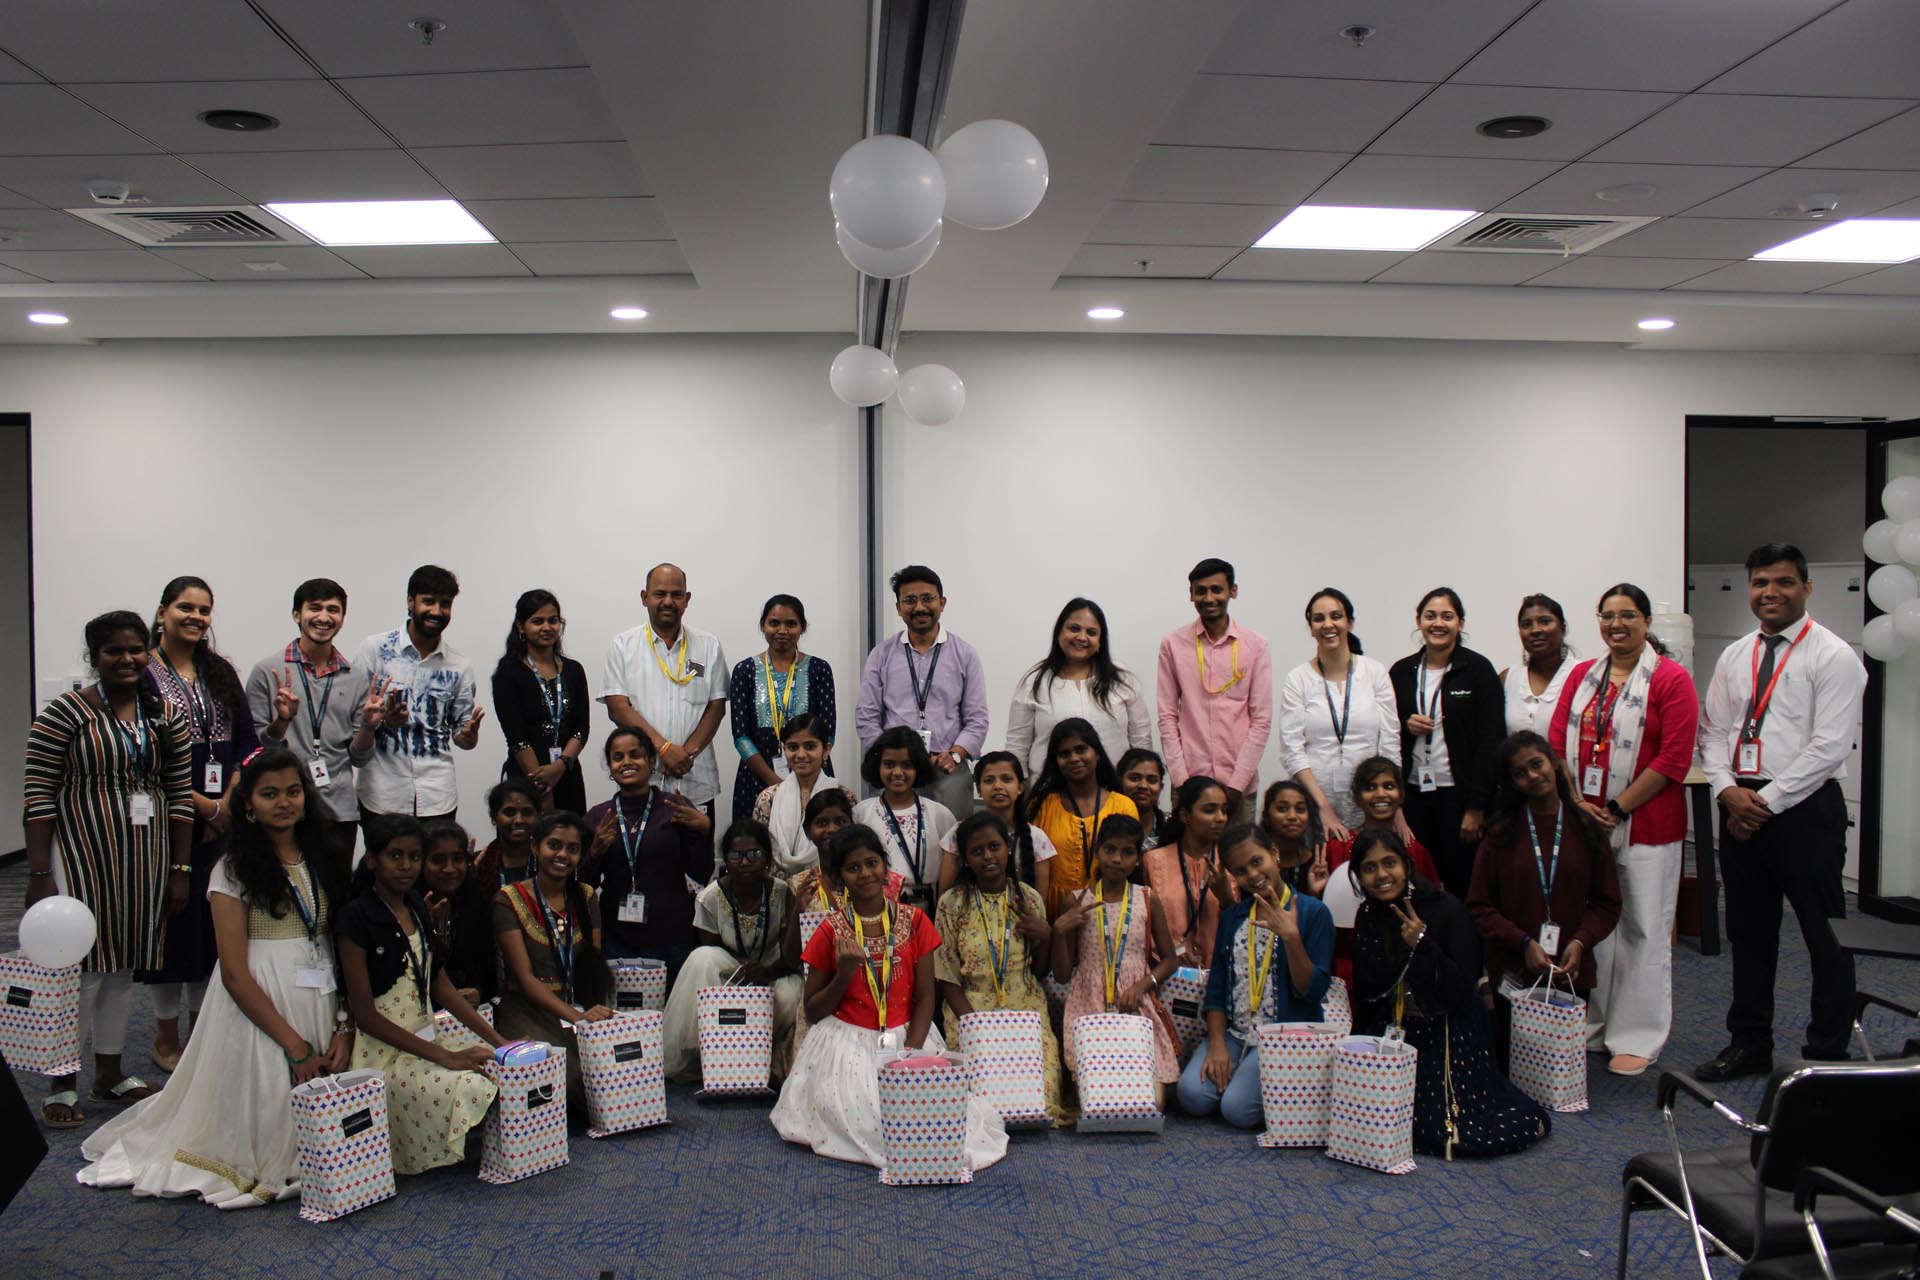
[600,622,729,806]
[1003,669,1151,778]
[1699,615,1866,812]
[351,628,477,817]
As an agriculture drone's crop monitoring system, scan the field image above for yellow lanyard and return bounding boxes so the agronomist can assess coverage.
[1096,881,1132,1009]
[762,653,800,736]
[1195,631,1243,695]
[978,889,1013,1007]
[855,905,895,1028]
[1393,980,1407,1030]
[645,625,694,686]
[1245,884,1290,1017]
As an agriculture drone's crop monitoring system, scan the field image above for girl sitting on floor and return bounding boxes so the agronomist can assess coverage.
[1324,757,1441,883]
[751,713,856,878]
[851,725,957,910]
[336,815,505,1174]
[770,827,1007,1170]
[1142,773,1235,968]
[935,750,1057,899]
[420,818,495,1006]
[469,777,541,901]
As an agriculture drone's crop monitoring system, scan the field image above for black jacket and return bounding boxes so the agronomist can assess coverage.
[335,891,443,1004]
[1387,645,1506,813]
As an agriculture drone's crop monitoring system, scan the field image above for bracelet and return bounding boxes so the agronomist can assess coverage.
[284,1043,315,1065]
[170,863,193,874]
[27,869,52,878]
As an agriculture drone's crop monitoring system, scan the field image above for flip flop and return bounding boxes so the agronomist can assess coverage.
[42,1090,86,1129]
[90,1075,159,1104]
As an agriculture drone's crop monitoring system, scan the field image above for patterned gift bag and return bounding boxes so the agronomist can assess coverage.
[797,910,830,973]
[695,985,775,1096]
[957,1009,1048,1128]
[1160,967,1209,1055]
[479,1046,570,1184]
[430,1002,495,1054]
[1256,1022,1344,1149]
[291,1070,397,1223]
[573,1011,669,1138]
[1507,976,1589,1114]
[0,952,80,1077]
[877,1054,972,1186]
[1071,1013,1164,1134]
[1321,976,1352,1037]
[1041,975,1071,1012]
[1325,1035,1418,1175]
[612,961,668,1013]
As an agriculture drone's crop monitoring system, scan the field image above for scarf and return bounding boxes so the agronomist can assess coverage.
[1558,645,1660,852]
[768,774,825,874]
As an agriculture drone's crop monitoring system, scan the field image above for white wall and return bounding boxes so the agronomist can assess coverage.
[886,333,1920,802]
[3,334,861,832]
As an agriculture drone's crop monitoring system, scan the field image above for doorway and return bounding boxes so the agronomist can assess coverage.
[0,413,31,858]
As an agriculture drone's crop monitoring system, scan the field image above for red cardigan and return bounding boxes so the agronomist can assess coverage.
[1466,806,1622,992]
[1546,656,1699,846]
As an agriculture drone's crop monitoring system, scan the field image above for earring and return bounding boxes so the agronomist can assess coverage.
[244,810,257,823]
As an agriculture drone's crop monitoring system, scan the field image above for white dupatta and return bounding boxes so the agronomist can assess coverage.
[1558,644,1660,851]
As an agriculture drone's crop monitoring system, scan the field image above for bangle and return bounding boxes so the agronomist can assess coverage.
[284,1043,314,1065]
[170,863,193,874]
[27,869,52,878]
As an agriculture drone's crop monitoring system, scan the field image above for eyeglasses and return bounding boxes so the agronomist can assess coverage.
[721,848,767,864]
[1597,611,1644,624]
[898,593,940,608]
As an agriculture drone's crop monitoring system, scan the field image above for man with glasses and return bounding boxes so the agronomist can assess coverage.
[854,565,989,817]
[602,563,730,826]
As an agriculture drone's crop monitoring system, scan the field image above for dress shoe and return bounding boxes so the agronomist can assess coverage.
[1695,1044,1773,1082]
[1801,1045,1852,1062]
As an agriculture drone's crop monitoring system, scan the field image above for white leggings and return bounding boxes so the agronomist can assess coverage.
[147,980,208,1021]
[77,971,134,1059]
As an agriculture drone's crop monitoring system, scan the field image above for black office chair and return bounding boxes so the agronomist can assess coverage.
[1740,1167,1920,1280]
[1617,1061,1920,1280]
[1851,993,1919,1062]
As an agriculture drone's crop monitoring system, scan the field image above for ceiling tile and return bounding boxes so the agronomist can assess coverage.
[1089,201,1282,247]
[1683,168,1920,219]
[412,142,650,200]
[0,49,39,82]
[1204,0,1535,81]
[1814,262,1920,294]
[0,261,42,281]
[175,148,448,202]
[1156,76,1429,153]
[0,184,31,207]
[1060,243,1240,278]
[1668,260,1889,292]
[1592,216,1844,259]
[146,246,369,280]
[1705,0,1920,97]
[0,208,145,251]
[1119,146,1346,205]
[1455,0,1838,91]
[68,81,390,152]
[0,1,316,82]
[0,153,244,208]
[509,241,689,275]
[0,85,159,156]
[1523,255,1729,288]
[0,249,206,281]
[1504,161,1771,215]
[465,197,671,242]
[1369,251,1568,285]
[1213,247,1409,281]
[1306,154,1563,210]
[1588,94,1916,166]
[1366,85,1676,161]
[328,244,530,278]
[1796,105,1920,170]
[255,0,585,77]
[338,69,618,148]
[1877,193,1920,216]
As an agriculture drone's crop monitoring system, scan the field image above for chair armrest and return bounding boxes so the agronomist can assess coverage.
[1657,1070,1766,1132]
[1853,991,1919,1022]
[1795,1166,1920,1235]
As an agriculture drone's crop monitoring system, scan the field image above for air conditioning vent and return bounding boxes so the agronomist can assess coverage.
[65,205,312,248]
[1440,213,1656,254]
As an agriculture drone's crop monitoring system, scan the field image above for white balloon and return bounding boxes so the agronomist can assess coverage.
[1884,475,1920,523]
[936,119,1049,231]
[1863,614,1907,662]
[895,363,966,426]
[1864,518,1902,564]
[1320,871,1361,929]
[1867,563,1919,610]
[828,135,945,252]
[1898,520,1920,566]
[1895,598,1920,644]
[828,343,898,408]
[835,219,941,279]
[18,895,97,969]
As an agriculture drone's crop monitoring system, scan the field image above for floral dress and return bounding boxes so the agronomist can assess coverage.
[934,882,1066,1125]
[1060,882,1180,1084]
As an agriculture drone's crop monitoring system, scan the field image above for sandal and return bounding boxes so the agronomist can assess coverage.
[151,1044,182,1073]
[42,1090,87,1129]
[90,1075,159,1104]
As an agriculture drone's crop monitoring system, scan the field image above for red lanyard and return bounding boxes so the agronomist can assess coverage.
[1744,621,1812,742]
[1583,676,1623,763]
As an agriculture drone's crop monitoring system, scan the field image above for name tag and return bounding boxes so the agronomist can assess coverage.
[1736,741,1763,776]
[1417,767,1437,793]
[1538,922,1561,957]
[417,1018,437,1043]
[1582,765,1605,797]
[295,965,336,992]
[917,725,934,751]
[618,894,648,924]
[203,761,223,792]
[307,757,331,788]
[772,755,792,781]
[129,793,155,825]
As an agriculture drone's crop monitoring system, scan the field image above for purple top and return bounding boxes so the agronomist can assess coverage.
[854,629,990,757]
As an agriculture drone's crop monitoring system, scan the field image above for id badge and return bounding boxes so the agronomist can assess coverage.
[772,754,792,781]
[917,725,934,751]
[1417,767,1437,793]
[129,793,155,825]
[417,1018,437,1043]
[203,761,223,792]
[1736,741,1762,776]
[307,757,331,788]
[295,965,336,992]
[1582,765,1605,797]
[1538,922,1562,957]
[618,893,648,924]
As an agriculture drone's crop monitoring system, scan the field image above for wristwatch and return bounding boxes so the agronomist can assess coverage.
[1605,798,1627,820]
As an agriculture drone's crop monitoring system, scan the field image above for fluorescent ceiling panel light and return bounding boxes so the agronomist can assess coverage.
[27,312,69,325]
[1752,219,1920,264]
[1086,306,1125,320]
[263,200,495,247]
[1253,205,1478,252]
[1637,318,1676,331]
[609,307,649,320]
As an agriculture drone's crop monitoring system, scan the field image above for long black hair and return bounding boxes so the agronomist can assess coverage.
[1346,827,1433,899]
[1024,597,1125,711]
[351,814,428,899]
[152,575,246,717]
[951,812,1020,893]
[225,747,342,920]
[1489,730,1604,845]
[1160,773,1228,853]
[496,588,567,680]
[1025,717,1121,822]
[1305,587,1364,656]
[85,610,166,718]
[861,724,936,789]
[528,809,610,1008]
[971,749,1038,887]
[1597,582,1669,656]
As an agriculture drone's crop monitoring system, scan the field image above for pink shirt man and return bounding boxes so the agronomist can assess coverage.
[1156,609,1273,799]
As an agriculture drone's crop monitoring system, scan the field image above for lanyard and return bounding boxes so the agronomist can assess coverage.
[295,660,336,741]
[528,659,567,745]
[1180,846,1216,947]
[1246,890,1290,1019]
[1528,808,1562,922]
[851,904,896,1027]
[884,797,928,888]
[1095,881,1132,1009]
[97,687,151,773]
[1195,631,1243,695]
[160,653,212,741]
[614,793,654,890]
[1416,662,1448,743]
[285,861,320,945]
[1743,620,1813,742]
[1583,673,1624,762]
[725,880,772,961]
[1318,658,1354,749]
[1069,789,1104,876]
[904,642,942,723]
[523,882,576,999]
[383,898,432,1012]
[645,625,694,687]
[977,889,1015,1006]
[762,654,800,737]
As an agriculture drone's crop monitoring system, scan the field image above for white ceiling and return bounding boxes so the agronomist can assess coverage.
[0,0,1917,352]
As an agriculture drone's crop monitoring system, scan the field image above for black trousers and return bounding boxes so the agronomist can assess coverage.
[1403,784,1474,898]
[1720,779,1854,1056]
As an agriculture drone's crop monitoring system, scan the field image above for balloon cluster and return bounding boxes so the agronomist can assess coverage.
[825,120,1050,425]
[1862,475,1920,662]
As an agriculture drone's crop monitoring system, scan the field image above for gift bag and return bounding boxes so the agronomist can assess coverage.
[479,1046,569,1184]
[1507,975,1589,1114]
[957,1009,1048,1128]
[1071,1013,1164,1134]
[797,910,830,972]
[0,953,80,1077]
[1256,1022,1344,1149]
[1160,967,1209,1055]
[612,960,668,1013]
[695,984,775,1096]
[573,1011,669,1138]
[291,1069,396,1223]
[1325,1035,1418,1175]
[1042,976,1071,1012]
[430,1002,495,1054]
[877,1054,973,1186]
[1321,976,1352,1037]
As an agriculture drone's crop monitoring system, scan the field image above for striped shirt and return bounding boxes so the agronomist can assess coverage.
[600,623,729,805]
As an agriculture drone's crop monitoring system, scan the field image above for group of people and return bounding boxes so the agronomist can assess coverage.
[18,542,1866,1199]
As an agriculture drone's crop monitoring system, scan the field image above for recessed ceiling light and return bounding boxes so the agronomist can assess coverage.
[1086,306,1125,320]
[27,312,68,325]
[1637,317,1676,331]
[199,109,279,133]
[1254,205,1479,252]
[609,306,649,320]
[242,261,289,273]
[1752,218,1920,263]
[1477,115,1551,139]
[1595,183,1657,203]
[263,200,495,247]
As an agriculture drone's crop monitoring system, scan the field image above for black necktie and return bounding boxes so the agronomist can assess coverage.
[1746,633,1786,737]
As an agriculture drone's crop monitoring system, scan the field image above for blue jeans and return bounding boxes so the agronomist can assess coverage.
[1176,1031,1264,1129]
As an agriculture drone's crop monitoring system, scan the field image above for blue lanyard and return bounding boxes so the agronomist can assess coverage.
[529,661,566,747]
[977,888,1015,996]
[285,862,320,945]
[1318,657,1354,748]
[884,797,928,887]
[1180,847,1216,947]
[615,793,654,889]
[904,643,942,723]
[296,661,335,740]
[527,884,575,999]
[98,687,151,772]
[160,654,212,741]
[383,897,432,1011]
[725,880,772,961]
[1528,808,1563,922]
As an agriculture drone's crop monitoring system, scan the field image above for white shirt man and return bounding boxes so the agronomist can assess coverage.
[600,563,729,810]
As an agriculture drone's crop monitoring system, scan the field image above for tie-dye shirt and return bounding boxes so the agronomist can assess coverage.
[351,626,478,817]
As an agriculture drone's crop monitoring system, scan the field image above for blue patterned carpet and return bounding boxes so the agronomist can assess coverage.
[4,862,1917,1280]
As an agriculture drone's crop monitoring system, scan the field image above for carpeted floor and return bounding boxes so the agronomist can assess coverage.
[3,860,1916,1280]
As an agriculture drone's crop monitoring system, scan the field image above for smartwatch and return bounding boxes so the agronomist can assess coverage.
[1605,798,1627,820]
